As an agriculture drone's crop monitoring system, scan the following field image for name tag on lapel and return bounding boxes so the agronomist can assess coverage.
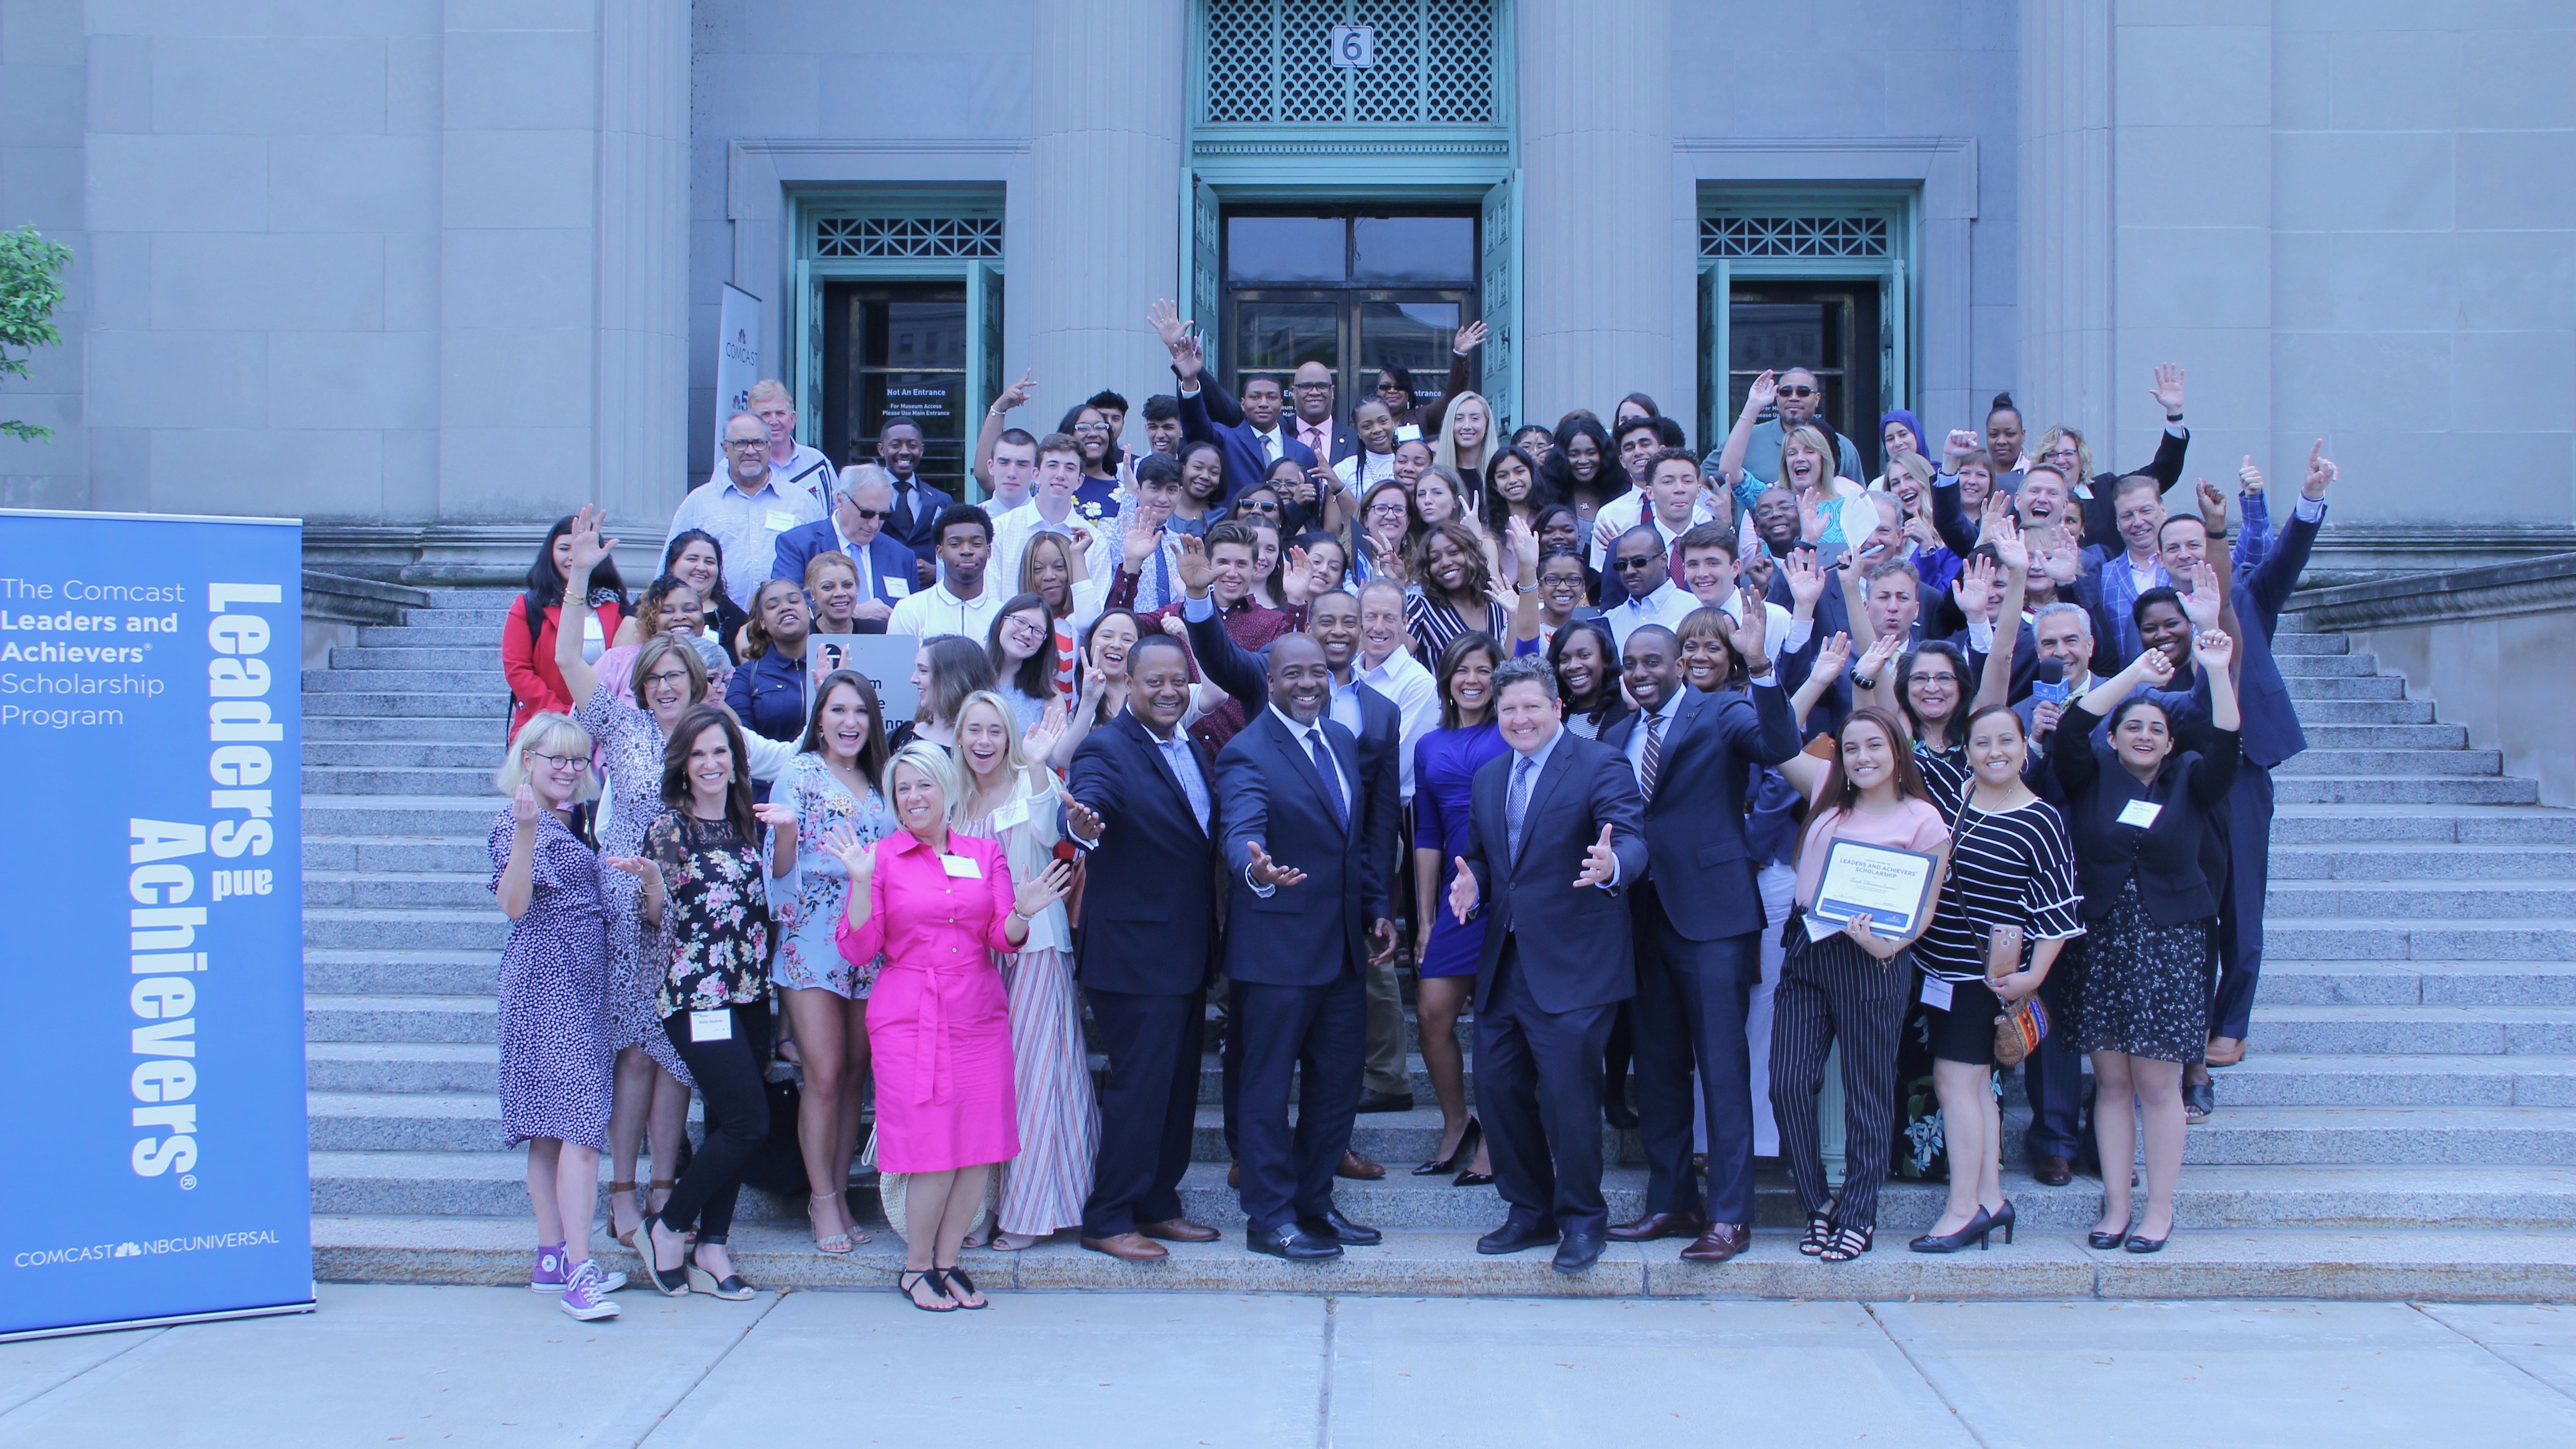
[2116,799,2163,829]
[940,853,982,879]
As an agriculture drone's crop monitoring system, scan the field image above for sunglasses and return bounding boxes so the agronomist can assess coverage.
[1777,385,1817,398]
[1615,554,1662,570]
[848,505,888,521]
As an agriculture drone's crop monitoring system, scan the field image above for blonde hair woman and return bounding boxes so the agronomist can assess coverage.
[1433,389,1495,499]
[950,690,1095,1250]
[488,711,622,1319]
[803,549,862,636]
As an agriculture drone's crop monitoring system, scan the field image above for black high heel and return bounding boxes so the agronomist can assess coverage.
[1908,1206,1993,1254]
[1415,1118,1482,1176]
[1989,1199,2016,1245]
[637,1213,689,1297]
[2087,1217,2133,1251]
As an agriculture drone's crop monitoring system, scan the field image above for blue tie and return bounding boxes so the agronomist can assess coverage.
[1506,754,1534,861]
[1307,727,1346,827]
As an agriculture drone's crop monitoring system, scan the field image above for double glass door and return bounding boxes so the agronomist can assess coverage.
[1223,213,1476,419]
[1725,279,1885,478]
[818,279,969,495]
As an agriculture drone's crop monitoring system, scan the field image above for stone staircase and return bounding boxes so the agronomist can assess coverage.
[307,590,2576,1298]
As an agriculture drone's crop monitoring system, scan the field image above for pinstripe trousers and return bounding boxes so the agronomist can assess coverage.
[1769,929,1915,1229]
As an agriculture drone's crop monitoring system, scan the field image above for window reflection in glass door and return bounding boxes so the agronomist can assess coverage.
[1221,212,1476,422]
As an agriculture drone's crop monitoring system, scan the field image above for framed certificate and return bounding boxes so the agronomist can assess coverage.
[1806,839,1941,938]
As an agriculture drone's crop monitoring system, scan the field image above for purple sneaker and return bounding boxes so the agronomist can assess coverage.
[559,1259,621,1321]
[530,1242,569,1293]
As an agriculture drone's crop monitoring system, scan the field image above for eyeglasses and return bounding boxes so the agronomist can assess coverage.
[1907,673,1960,687]
[1240,500,1280,514]
[1615,555,1662,571]
[848,505,888,521]
[528,751,591,773]
[1002,616,1047,638]
[1366,502,1408,518]
[642,669,694,689]
[723,438,766,451]
[1072,422,1112,434]
[1292,382,1334,394]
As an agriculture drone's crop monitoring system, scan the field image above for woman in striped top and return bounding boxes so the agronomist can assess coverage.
[1909,706,2084,1254]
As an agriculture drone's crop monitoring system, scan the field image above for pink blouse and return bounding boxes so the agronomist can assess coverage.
[834,830,1018,1105]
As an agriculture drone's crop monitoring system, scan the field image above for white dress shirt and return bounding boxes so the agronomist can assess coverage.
[1591,490,1717,561]
[989,496,1106,603]
[886,579,1004,643]
[1357,647,1439,803]
[666,476,826,606]
[1605,580,1699,653]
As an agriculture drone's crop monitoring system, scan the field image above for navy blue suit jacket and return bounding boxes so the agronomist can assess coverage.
[1215,708,1396,987]
[883,476,956,564]
[1600,684,1802,944]
[769,521,918,633]
[1463,730,1650,1014]
[1183,607,1403,812]
[1179,377,1320,516]
[1064,710,1222,996]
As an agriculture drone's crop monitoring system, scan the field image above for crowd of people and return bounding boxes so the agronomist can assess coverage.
[487,301,2339,1314]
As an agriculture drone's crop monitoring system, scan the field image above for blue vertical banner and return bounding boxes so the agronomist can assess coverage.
[0,511,312,1339]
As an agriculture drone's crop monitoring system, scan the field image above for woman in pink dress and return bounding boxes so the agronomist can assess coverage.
[828,740,1072,1313]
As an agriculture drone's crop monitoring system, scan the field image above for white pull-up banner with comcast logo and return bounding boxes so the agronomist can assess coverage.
[0,510,312,1340]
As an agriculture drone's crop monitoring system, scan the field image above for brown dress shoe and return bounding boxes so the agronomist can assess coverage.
[1137,1218,1219,1243]
[1605,1210,1708,1243]
[2032,1155,2075,1187]
[1678,1222,1751,1263]
[1080,1232,1168,1261]
[2205,1036,2247,1067]
[1337,1149,1386,1181]
[1227,1161,1240,1189]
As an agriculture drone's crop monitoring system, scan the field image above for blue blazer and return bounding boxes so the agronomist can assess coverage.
[885,477,957,564]
[1179,376,1320,516]
[2223,502,2317,769]
[1183,608,1404,808]
[1215,708,1396,988]
[1600,684,1802,944]
[1461,730,1650,1014]
[769,521,917,633]
[1063,710,1222,996]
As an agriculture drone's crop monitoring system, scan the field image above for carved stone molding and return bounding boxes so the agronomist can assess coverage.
[2288,552,2576,633]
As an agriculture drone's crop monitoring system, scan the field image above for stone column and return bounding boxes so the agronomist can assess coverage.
[1023,0,1186,425]
[593,0,692,527]
[1516,0,1677,432]
[2017,0,2115,443]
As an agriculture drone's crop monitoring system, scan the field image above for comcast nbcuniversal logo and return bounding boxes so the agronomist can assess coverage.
[13,1229,280,1269]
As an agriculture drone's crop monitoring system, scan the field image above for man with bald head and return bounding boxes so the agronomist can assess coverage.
[1697,365,1862,488]
[1288,360,1359,470]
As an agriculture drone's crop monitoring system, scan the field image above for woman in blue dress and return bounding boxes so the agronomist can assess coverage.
[1408,631,1507,1185]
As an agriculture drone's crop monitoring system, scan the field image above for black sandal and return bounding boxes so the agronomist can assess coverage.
[897,1269,955,1312]
[934,1265,988,1309]
[1818,1223,1874,1263]
[1797,1201,1838,1257]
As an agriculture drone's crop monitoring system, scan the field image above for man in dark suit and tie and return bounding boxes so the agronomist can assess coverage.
[1447,656,1649,1274]
[1215,634,1400,1261]
[769,465,918,632]
[1062,633,1226,1261]
[1153,299,1321,514]
[1600,622,1802,1263]
[873,418,955,582]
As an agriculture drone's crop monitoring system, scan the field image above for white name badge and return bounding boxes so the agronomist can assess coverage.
[992,796,1032,831]
[2116,799,2164,829]
[1921,976,1954,1011]
[688,1008,733,1042]
[940,854,982,879]
[884,577,912,597]
[764,509,797,532]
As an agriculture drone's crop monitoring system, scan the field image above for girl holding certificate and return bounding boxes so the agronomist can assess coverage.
[2052,628,2241,1256]
[1769,706,1952,1262]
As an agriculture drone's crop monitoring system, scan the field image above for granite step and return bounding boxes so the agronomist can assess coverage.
[300,689,511,718]
[304,949,497,997]
[2281,675,2406,700]
[2269,806,2576,846]
[355,625,509,647]
[2283,698,2434,724]
[2264,881,2576,919]
[2271,776,2538,805]
[2257,960,2576,1007]
[304,795,503,836]
[2271,633,2347,655]
[305,764,501,798]
[2268,845,2576,881]
[2250,1005,2576,1055]
[308,1043,497,1095]
[305,906,508,952]
[305,740,508,769]
[331,646,508,670]
[306,668,504,695]
[306,993,495,1045]
[2262,919,2576,961]
[309,1213,2576,1301]
[2272,653,2377,677]
[304,836,495,874]
[2273,749,2502,777]
[306,870,496,910]
[304,714,506,742]
[2199,1053,2576,1108]
[2295,723,2469,749]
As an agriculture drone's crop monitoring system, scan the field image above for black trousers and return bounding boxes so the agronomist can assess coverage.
[1628,887,1763,1224]
[1228,967,1366,1234]
[1474,941,1617,1238]
[2020,939,2087,1161]
[1080,986,1205,1239]
[1769,931,1909,1228]
[658,1000,772,1244]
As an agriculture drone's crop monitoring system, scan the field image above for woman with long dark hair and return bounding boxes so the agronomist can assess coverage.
[768,668,895,1255]
[503,515,629,738]
[1408,633,1507,1186]
[1404,520,1508,662]
[985,590,1064,734]
[633,530,746,662]
[724,579,814,744]
[622,704,796,1300]
[1546,415,1623,562]
[1547,616,1629,739]
[1051,608,1143,767]
[895,635,998,752]
[1479,443,1551,575]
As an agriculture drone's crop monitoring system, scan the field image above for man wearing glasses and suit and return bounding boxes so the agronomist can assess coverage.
[770,465,918,633]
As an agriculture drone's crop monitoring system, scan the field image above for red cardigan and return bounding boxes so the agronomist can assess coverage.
[502,595,626,739]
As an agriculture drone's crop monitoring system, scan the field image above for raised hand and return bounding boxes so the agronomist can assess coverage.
[1174,531,1213,596]
[2239,455,2266,496]
[2303,439,2338,500]
[752,802,798,836]
[566,505,618,576]
[1988,511,2028,576]
[1977,485,2012,543]
[2196,477,2227,524]
[1024,699,1070,758]
[822,823,875,883]
[2149,362,2186,417]
[1507,513,1539,576]
[603,855,662,886]
[1724,597,1769,671]
[1013,858,1075,919]
[2135,645,2177,688]
[1797,492,1826,544]
[1943,428,1980,470]
[1246,841,1307,890]
[2036,531,2083,585]
[1953,553,1999,621]
[2177,560,2223,629]
[1743,369,1779,416]
[510,781,540,825]
[997,368,1035,412]
[1159,614,1187,639]
[1124,520,1166,572]
[1447,855,1478,924]
[1057,784,1104,844]
[1147,299,1191,354]
[2192,627,2236,673]
[1855,633,1904,685]
[1452,319,1488,355]
[1574,823,1618,889]
[1812,630,1853,681]
[1782,547,1826,611]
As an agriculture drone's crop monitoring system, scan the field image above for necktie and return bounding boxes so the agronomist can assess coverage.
[1151,535,1172,606]
[1506,754,1534,861]
[1263,431,1281,463]
[1306,727,1346,827]
[1640,711,1666,799]
[1302,422,1328,465]
[891,482,915,540]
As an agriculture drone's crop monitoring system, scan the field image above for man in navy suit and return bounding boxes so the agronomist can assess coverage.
[1062,633,1226,1261]
[769,465,917,632]
[873,418,955,580]
[1214,634,1400,1262]
[1447,656,1649,1274]
[1153,298,1321,514]
[1600,623,1802,1263]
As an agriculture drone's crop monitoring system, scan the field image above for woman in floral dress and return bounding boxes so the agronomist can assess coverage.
[767,668,896,1253]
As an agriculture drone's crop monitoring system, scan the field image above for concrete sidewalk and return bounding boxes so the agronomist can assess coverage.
[5,1287,2574,1448]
